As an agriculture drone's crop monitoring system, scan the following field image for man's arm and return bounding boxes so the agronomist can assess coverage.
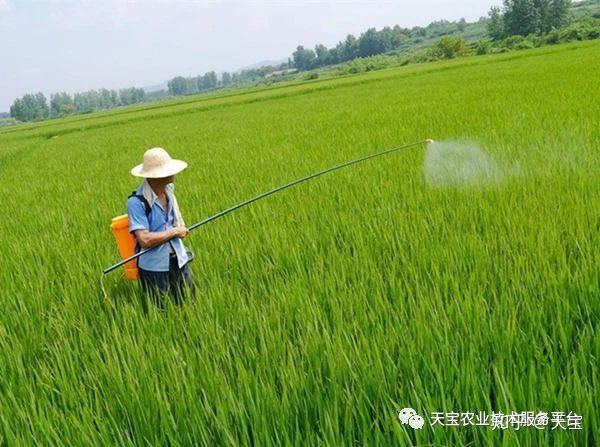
[134,227,188,250]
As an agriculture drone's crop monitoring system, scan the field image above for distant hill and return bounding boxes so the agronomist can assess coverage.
[142,82,169,93]
[237,59,288,72]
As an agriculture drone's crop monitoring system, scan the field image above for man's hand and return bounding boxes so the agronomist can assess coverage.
[171,226,189,239]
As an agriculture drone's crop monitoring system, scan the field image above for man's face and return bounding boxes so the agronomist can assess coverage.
[163,175,175,183]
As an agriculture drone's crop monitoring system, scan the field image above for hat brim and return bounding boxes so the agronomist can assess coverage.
[130,159,188,178]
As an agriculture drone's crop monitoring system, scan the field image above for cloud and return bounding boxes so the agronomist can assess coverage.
[0,0,11,14]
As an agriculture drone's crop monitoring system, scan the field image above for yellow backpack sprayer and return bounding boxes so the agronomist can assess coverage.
[109,191,154,280]
[104,139,432,277]
[110,215,139,279]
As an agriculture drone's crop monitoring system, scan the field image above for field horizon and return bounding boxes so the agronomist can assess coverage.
[0,40,598,446]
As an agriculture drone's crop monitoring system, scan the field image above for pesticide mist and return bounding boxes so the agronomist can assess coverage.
[424,141,505,188]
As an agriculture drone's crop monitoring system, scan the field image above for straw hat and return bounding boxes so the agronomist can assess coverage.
[130,147,188,178]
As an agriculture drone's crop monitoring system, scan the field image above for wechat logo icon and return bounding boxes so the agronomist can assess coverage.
[398,408,425,429]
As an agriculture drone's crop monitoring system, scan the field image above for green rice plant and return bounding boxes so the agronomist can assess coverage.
[0,40,598,446]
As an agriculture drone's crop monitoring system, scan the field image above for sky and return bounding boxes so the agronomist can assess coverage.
[0,0,500,112]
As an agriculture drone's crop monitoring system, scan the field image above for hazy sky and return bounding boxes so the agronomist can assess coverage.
[0,0,500,112]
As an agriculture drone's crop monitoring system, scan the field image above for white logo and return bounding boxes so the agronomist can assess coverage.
[398,408,425,429]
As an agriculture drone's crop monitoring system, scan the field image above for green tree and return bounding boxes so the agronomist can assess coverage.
[488,6,506,39]
[503,0,539,36]
[110,90,119,105]
[488,0,571,38]
[340,35,359,61]
[204,71,218,90]
[133,88,145,103]
[119,87,145,105]
[314,44,329,67]
[37,93,49,117]
[10,93,48,121]
[292,46,316,70]
[411,26,427,37]
[392,25,410,47]
[533,0,571,33]
[358,28,386,57]
[221,72,232,87]
[549,0,571,29]
[50,92,75,117]
[186,77,198,94]
[379,26,395,51]
[73,90,102,112]
[168,76,188,95]
[534,0,553,33]
[9,98,24,121]
[328,47,340,64]
[98,88,117,109]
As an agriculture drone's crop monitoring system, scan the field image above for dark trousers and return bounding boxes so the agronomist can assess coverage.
[139,255,195,308]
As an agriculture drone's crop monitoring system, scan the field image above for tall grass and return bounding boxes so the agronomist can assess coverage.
[0,41,598,445]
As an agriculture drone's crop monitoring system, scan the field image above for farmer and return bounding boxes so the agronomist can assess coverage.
[127,147,195,307]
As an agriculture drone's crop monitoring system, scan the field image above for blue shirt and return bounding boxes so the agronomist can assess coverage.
[126,183,189,272]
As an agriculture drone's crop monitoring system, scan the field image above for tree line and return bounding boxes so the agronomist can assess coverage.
[487,0,571,40]
[10,64,293,121]
[164,19,479,95]
[290,20,471,71]
[166,64,294,96]
[10,87,146,122]
[9,0,583,123]
[289,1,572,71]
[168,71,220,95]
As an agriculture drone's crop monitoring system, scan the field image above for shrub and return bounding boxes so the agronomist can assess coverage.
[515,40,535,50]
[474,39,492,55]
[545,29,561,44]
[502,35,525,49]
[525,34,543,47]
[560,25,583,42]
[574,19,600,40]
[585,27,600,39]
[430,36,472,59]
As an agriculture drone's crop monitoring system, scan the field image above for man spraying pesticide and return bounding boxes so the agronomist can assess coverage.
[110,148,194,307]
[105,139,434,305]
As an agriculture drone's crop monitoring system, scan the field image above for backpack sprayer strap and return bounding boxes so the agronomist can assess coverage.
[128,191,152,254]
[128,191,152,217]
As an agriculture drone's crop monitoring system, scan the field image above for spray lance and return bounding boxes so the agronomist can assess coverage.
[103,139,434,276]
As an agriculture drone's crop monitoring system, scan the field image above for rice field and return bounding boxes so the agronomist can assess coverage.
[0,41,598,446]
